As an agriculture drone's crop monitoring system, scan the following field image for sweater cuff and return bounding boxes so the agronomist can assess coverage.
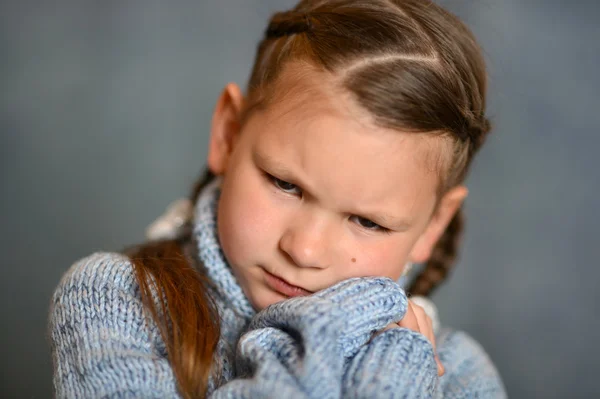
[343,328,438,398]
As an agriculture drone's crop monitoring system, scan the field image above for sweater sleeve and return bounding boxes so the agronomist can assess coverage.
[212,294,350,398]
[49,252,180,399]
[213,277,411,399]
[436,328,507,398]
[342,328,439,398]
[341,326,506,399]
[209,327,313,398]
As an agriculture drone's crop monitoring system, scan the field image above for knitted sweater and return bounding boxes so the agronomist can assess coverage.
[49,182,506,398]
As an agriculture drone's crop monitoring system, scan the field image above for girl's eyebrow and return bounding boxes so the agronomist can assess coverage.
[253,150,297,181]
[253,149,412,230]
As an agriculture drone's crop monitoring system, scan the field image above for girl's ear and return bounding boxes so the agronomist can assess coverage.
[409,185,469,263]
[207,83,245,175]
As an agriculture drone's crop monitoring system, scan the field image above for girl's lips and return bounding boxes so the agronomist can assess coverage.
[263,269,312,298]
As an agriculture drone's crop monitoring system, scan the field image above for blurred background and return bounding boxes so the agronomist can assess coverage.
[1,0,598,397]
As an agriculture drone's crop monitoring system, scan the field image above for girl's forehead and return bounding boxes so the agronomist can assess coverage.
[259,62,370,127]
[244,90,444,223]
[251,68,450,180]
[254,62,452,179]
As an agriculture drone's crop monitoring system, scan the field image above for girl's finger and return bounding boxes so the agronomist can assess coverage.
[397,300,420,332]
[425,317,445,376]
[412,302,434,348]
[410,301,445,377]
[435,354,445,376]
[424,312,444,376]
[419,309,435,351]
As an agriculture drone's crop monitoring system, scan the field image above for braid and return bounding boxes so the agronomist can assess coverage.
[266,11,315,38]
[407,207,465,297]
[408,115,488,297]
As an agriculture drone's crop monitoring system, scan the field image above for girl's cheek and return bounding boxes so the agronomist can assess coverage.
[222,175,282,262]
[349,243,406,280]
[240,192,276,241]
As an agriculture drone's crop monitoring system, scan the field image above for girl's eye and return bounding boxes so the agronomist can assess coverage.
[351,216,387,232]
[271,176,302,195]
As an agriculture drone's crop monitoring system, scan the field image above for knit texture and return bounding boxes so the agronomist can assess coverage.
[193,179,256,391]
[49,181,507,398]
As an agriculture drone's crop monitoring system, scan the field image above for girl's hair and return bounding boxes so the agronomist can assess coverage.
[127,1,491,397]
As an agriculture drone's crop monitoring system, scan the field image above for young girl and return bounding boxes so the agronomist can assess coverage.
[50,0,506,397]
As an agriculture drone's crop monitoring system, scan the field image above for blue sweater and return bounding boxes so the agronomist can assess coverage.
[49,182,506,398]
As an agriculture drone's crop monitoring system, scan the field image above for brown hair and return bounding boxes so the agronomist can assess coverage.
[128,1,491,397]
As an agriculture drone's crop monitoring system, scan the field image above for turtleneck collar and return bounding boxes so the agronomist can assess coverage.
[192,177,256,320]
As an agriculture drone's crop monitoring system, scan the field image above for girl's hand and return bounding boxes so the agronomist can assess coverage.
[381,299,445,376]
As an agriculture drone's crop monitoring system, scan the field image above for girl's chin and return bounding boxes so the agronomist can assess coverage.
[248,286,289,311]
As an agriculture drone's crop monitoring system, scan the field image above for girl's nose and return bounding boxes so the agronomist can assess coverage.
[278,216,331,269]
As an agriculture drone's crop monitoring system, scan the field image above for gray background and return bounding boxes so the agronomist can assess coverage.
[1,0,598,397]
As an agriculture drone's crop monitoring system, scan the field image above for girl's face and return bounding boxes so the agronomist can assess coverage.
[208,69,466,311]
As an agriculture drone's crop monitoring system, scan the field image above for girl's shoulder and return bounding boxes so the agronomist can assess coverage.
[52,252,139,304]
[436,327,507,398]
[57,252,134,292]
[49,252,178,397]
[50,251,158,331]
[50,251,158,341]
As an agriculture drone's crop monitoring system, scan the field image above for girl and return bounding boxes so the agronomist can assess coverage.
[50,0,506,397]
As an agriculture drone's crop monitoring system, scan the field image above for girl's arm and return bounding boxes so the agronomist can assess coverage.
[49,253,180,398]
[342,328,439,398]
[209,327,312,398]
[213,278,440,398]
[341,321,507,398]
[435,328,507,398]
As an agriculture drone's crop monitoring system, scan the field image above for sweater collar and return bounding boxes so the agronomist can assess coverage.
[193,178,256,320]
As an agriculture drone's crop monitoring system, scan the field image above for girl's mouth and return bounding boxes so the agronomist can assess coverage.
[263,269,312,298]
